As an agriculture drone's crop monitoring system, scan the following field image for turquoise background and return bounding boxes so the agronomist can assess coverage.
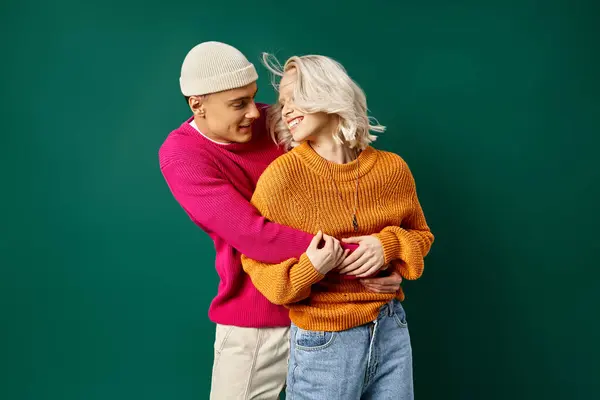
[2,0,599,398]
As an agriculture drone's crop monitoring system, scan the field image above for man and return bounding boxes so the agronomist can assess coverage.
[158,41,404,400]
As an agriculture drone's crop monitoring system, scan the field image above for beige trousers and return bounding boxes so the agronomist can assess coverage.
[210,324,290,400]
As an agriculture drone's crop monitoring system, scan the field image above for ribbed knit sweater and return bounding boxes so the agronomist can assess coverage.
[241,142,434,332]
[158,104,360,328]
[159,104,312,327]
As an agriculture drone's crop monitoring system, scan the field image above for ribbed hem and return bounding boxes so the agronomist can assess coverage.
[291,254,325,287]
[289,291,402,332]
[395,228,425,280]
[292,142,379,181]
[374,230,401,265]
[208,281,292,328]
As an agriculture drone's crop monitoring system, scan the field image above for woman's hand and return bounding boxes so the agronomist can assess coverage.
[336,235,385,278]
[306,231,348,275]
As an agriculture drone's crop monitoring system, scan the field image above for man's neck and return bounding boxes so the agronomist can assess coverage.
[192,117,231,145]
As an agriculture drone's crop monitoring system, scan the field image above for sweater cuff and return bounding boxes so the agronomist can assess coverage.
[374,230,401,265]
[290,253,325,287]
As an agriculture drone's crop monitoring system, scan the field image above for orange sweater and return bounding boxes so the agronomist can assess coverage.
[241,142,434,331]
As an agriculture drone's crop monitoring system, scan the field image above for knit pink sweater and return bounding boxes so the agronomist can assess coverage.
[159,104,349,327]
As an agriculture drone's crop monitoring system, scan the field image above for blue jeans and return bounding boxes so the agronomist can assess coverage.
[286,299,413,400]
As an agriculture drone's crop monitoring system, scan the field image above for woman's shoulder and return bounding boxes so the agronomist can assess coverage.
[368,147,420,195]
[251,149,309,217]
[262,148,304,176]
[371,147,411,174]
[255,149,305,193]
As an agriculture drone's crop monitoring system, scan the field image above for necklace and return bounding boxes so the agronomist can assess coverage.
[325,155,360,232]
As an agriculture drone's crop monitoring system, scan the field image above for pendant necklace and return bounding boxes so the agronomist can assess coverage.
[326,155,360,232]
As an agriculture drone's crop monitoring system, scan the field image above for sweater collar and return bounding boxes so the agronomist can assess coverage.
[292,142,378,182]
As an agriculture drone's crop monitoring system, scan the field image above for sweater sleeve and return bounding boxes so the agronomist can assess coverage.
[240,175,327,305]
[160,159,315,264]
[241,253,324,305]
[373,160,434,280]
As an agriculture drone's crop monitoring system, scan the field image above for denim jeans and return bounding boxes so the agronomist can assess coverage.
[286,299,413,400]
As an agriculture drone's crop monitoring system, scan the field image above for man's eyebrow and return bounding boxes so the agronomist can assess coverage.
[228,88,259,102]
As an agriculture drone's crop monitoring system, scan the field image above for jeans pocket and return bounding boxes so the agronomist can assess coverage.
[393,303,408,328]
[294,327,336,351]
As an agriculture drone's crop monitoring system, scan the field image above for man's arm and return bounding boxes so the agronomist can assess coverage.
[359,270,404,293]
[240,191,345,306]
[160,159,317,263]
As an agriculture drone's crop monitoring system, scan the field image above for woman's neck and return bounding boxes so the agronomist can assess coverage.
[308,134,357,164]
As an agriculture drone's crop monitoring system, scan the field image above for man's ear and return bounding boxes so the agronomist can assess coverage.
[189,95,207,117]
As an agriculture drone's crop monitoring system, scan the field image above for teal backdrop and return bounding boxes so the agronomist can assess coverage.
[2,0,599,399]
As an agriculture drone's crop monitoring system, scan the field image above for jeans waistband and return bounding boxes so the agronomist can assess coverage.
[379,298,399,318]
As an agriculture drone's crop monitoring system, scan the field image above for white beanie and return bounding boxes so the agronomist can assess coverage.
[179,41,258,96]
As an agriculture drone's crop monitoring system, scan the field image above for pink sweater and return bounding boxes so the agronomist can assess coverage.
[159,104,328,327]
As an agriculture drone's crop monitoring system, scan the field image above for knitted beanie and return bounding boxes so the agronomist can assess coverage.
[179,41,258,96]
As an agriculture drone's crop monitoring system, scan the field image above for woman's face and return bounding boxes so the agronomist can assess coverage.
[278,69,337,143]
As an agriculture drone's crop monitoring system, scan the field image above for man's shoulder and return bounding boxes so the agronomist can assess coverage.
[158,121,214,170]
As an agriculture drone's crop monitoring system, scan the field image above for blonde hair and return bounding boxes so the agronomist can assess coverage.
[261,53,385,151]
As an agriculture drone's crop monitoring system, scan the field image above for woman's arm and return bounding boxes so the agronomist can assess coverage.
[242,231,345,305]
[372,197,433,280]
[338,157,434,280]
[241,253,322,305]
[239,168,347,305]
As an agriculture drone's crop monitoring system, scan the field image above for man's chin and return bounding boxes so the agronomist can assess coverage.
[231,132,253,144]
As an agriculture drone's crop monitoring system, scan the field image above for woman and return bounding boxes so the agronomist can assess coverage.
[241,53,434,399]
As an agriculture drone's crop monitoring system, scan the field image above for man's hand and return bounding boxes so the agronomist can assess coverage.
[360,270,403,293]
[336,235,385,278]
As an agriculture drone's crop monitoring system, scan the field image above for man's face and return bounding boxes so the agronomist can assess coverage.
[191,82,260,144]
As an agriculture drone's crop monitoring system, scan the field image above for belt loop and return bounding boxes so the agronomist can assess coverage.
[387,300,394,316]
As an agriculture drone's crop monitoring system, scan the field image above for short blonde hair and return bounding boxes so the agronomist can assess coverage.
[261,53,385,151]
